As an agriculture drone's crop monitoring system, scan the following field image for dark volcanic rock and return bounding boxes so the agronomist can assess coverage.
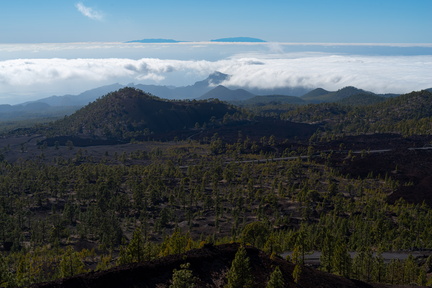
[329,134,432,206]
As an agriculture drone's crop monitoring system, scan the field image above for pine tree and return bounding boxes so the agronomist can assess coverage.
[292,263,302,284]
[169,263,197,288]
[226,245,253,288]
[404,254,418,284]
[95,254,113,271]
[241,221,269,249]
[266,266,284,288]
[417,268,427,286]
[320,234,334,273]
[332,241,351,278]
[59,246,86,278]
[118,227,147,265]
[425,255,432,273]
[127,227,146,263]
[0,253,14,287]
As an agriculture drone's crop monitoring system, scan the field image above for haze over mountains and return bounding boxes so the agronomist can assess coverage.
[0,71,430,122]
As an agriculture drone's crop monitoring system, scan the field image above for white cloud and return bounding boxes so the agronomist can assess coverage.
[75,2,103,21]
[216,54,432,94]
[0,52,431,104]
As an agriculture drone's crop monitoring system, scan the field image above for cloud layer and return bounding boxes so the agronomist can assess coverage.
[75,2,103,21]
[0,52,431,103]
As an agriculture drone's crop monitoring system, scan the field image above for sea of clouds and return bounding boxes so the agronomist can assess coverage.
[0,42,431,104]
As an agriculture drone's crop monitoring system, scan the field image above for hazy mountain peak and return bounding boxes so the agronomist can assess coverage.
[302,88,329,98]
[337,86,372,94]
[208,72,230,85]
[193,71,230,88]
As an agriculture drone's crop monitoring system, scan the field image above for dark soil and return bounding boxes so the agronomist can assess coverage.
[323,134,432,206]
[31,243,405,288]
[190,117,320,142]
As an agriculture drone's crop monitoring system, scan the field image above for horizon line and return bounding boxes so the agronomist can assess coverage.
[1,41,432,47]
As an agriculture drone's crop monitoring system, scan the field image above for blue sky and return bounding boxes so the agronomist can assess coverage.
[1,0,431,43]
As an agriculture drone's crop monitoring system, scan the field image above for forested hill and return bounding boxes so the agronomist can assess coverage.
[301,86,375,103]
[283,89,432,135]
[46,87,240,140]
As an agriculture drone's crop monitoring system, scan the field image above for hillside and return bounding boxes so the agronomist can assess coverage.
[232,94,306,106]
[337,93,386,106]
[284,89,432,134]
[31,244,394,288]
[372,89,432,121]
[301,86,374,103]
[47,87,239,141]
[40,87,321,145]
[301,88,330,99]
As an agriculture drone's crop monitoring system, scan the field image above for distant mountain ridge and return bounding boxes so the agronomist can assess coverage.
[199,85,255,101]
[133,71,230,99]
[32,83,124,107]
[301,88,330,99]
[13,73,407,109]
[301,86,401,104]
[302,86,374,103]
[2,71,428,124]
[233,95,307,106]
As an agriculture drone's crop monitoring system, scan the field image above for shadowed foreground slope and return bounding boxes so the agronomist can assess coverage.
[31,244,415,288]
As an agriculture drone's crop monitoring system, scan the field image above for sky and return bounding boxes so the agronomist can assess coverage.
[0,1,431,104]
[1,0,431,43]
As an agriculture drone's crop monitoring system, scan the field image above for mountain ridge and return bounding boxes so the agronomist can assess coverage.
[233,94,307,106]
[301,86,401,104]
[1,72,427,124]
[198,85,255,101]
[302,86,374,103]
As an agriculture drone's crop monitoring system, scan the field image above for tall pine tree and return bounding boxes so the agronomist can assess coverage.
[226,245,253,288]
[169,263,197,288]
[266,266,284,288]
